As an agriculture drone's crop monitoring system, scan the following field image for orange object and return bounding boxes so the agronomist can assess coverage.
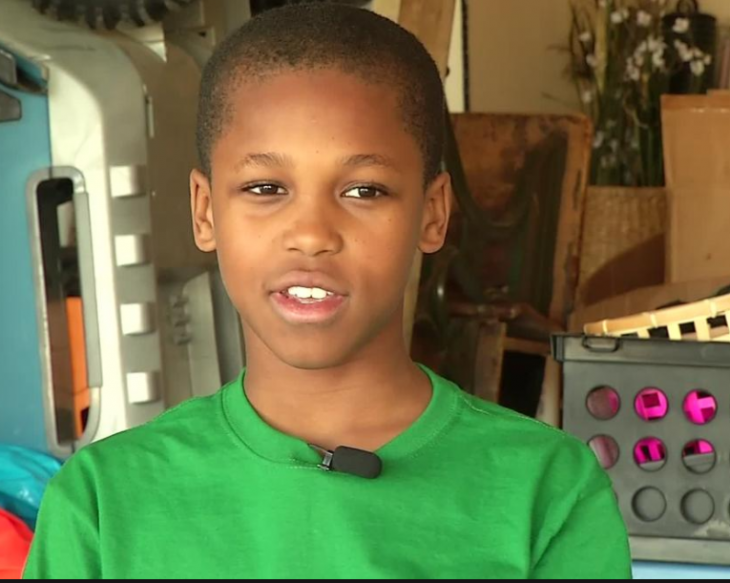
[0,510,33,580]
[66,297,89,438]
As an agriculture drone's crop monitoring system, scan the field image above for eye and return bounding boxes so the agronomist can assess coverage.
[244,183,287,196]
[342,185,387,199]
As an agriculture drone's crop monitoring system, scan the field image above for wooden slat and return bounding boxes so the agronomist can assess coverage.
[473,321,507,403]
[370,0,402,23]
[503,337,551,357]
[397,0,456,78]
[394,0,456,349]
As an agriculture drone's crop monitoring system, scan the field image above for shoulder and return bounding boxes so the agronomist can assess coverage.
[433,372,610,493]
[53,386,231,487]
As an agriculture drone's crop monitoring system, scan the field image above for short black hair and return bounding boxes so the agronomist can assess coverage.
[196,3,445,184]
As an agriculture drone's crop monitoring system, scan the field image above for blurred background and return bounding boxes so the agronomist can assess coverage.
[3,0,730,578]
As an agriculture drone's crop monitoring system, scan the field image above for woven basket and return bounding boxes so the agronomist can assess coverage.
[578,186,667,306]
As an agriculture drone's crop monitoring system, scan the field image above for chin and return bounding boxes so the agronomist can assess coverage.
[272,342,358,370]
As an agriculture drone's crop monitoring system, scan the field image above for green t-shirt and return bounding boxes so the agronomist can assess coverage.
[24,367,631,579]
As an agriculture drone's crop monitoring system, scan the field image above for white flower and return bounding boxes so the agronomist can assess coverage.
[581,89,595,104]
[610,139,620,153]
[586,54,598,68]
[636,41,648,55]
[611,10,625,24]
[674,40,693,62]
[652,50,666,70]
[691,60,706,76]
[693,47,704,58]
[601,154,618,169]
[593,131,605,149]
[579,31,593,44]
[627,64,641,81]
[637,11,652,27]
[704,54,713,65]
[647,36,663,53]
[673,18,690,34]
[626,50,645,67]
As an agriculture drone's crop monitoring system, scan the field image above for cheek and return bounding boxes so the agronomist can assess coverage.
[212,217,267,302]
[355,214,421,292]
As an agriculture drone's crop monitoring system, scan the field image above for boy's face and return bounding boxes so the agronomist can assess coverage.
[191,68,451,370]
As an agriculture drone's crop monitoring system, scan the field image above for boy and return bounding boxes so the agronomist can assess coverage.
[24,4,631,579]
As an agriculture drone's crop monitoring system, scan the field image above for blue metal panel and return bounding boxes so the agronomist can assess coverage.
[0,44,53,453]
[634,561,730,579]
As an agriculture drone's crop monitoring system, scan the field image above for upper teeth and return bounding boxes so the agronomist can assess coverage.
[287,286,332,300]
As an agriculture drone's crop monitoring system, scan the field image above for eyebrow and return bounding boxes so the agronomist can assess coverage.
[339,153,397,169]
[233,152,398,172]
[234,152,295,171]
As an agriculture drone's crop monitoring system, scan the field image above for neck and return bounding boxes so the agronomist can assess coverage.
[242,317,431,452]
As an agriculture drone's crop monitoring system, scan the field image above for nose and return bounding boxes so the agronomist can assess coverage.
[281,196,344,257]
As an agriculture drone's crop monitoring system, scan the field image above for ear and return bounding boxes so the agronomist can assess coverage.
[190,168,217,252]
[418,172,452,254]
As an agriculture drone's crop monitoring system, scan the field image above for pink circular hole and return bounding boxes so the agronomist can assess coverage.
[634,437,667,471]
[589,435,620,470]
[634,388,669,421]
[587,386,621,420]
[682,440,716,474]
[683,390,717,425]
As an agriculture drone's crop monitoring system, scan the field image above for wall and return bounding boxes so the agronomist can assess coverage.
[700,0,730,26]
[467,0,579,114]
[466,0,730,115]
[446,0,465,112]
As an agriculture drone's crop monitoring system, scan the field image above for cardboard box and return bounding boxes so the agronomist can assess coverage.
[662,95,730,283]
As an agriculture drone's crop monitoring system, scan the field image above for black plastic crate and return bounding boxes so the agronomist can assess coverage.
[552,334,730,566]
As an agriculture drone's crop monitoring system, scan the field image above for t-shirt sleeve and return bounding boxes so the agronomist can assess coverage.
[530,442,632,580]
[23,451,101,580]
[531,482,632,579]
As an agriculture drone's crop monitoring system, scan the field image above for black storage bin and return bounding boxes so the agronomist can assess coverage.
[552,334,730,565]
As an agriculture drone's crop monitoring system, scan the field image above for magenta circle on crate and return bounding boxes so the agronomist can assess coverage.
[634,388,669,421]
[682,440,716,474]
[683,390,717,425]
[634,437,667,471]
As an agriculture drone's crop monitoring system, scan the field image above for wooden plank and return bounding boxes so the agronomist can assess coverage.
[548,115,592,324]
[473,321,506,403]
[395,0,455,349]
[397,0,456,77]
[503,337,550,357]
[536,359,561,427]
[371,0,402,23]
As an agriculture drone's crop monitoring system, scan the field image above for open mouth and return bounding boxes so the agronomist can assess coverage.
[270,286,347,323]
[281,286,337,303]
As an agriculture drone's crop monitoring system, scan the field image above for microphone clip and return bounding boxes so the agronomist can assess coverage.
[309,445,336,472]
[308,444,383,480]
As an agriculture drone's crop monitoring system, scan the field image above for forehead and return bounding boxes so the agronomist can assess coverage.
[213,69,422,172]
